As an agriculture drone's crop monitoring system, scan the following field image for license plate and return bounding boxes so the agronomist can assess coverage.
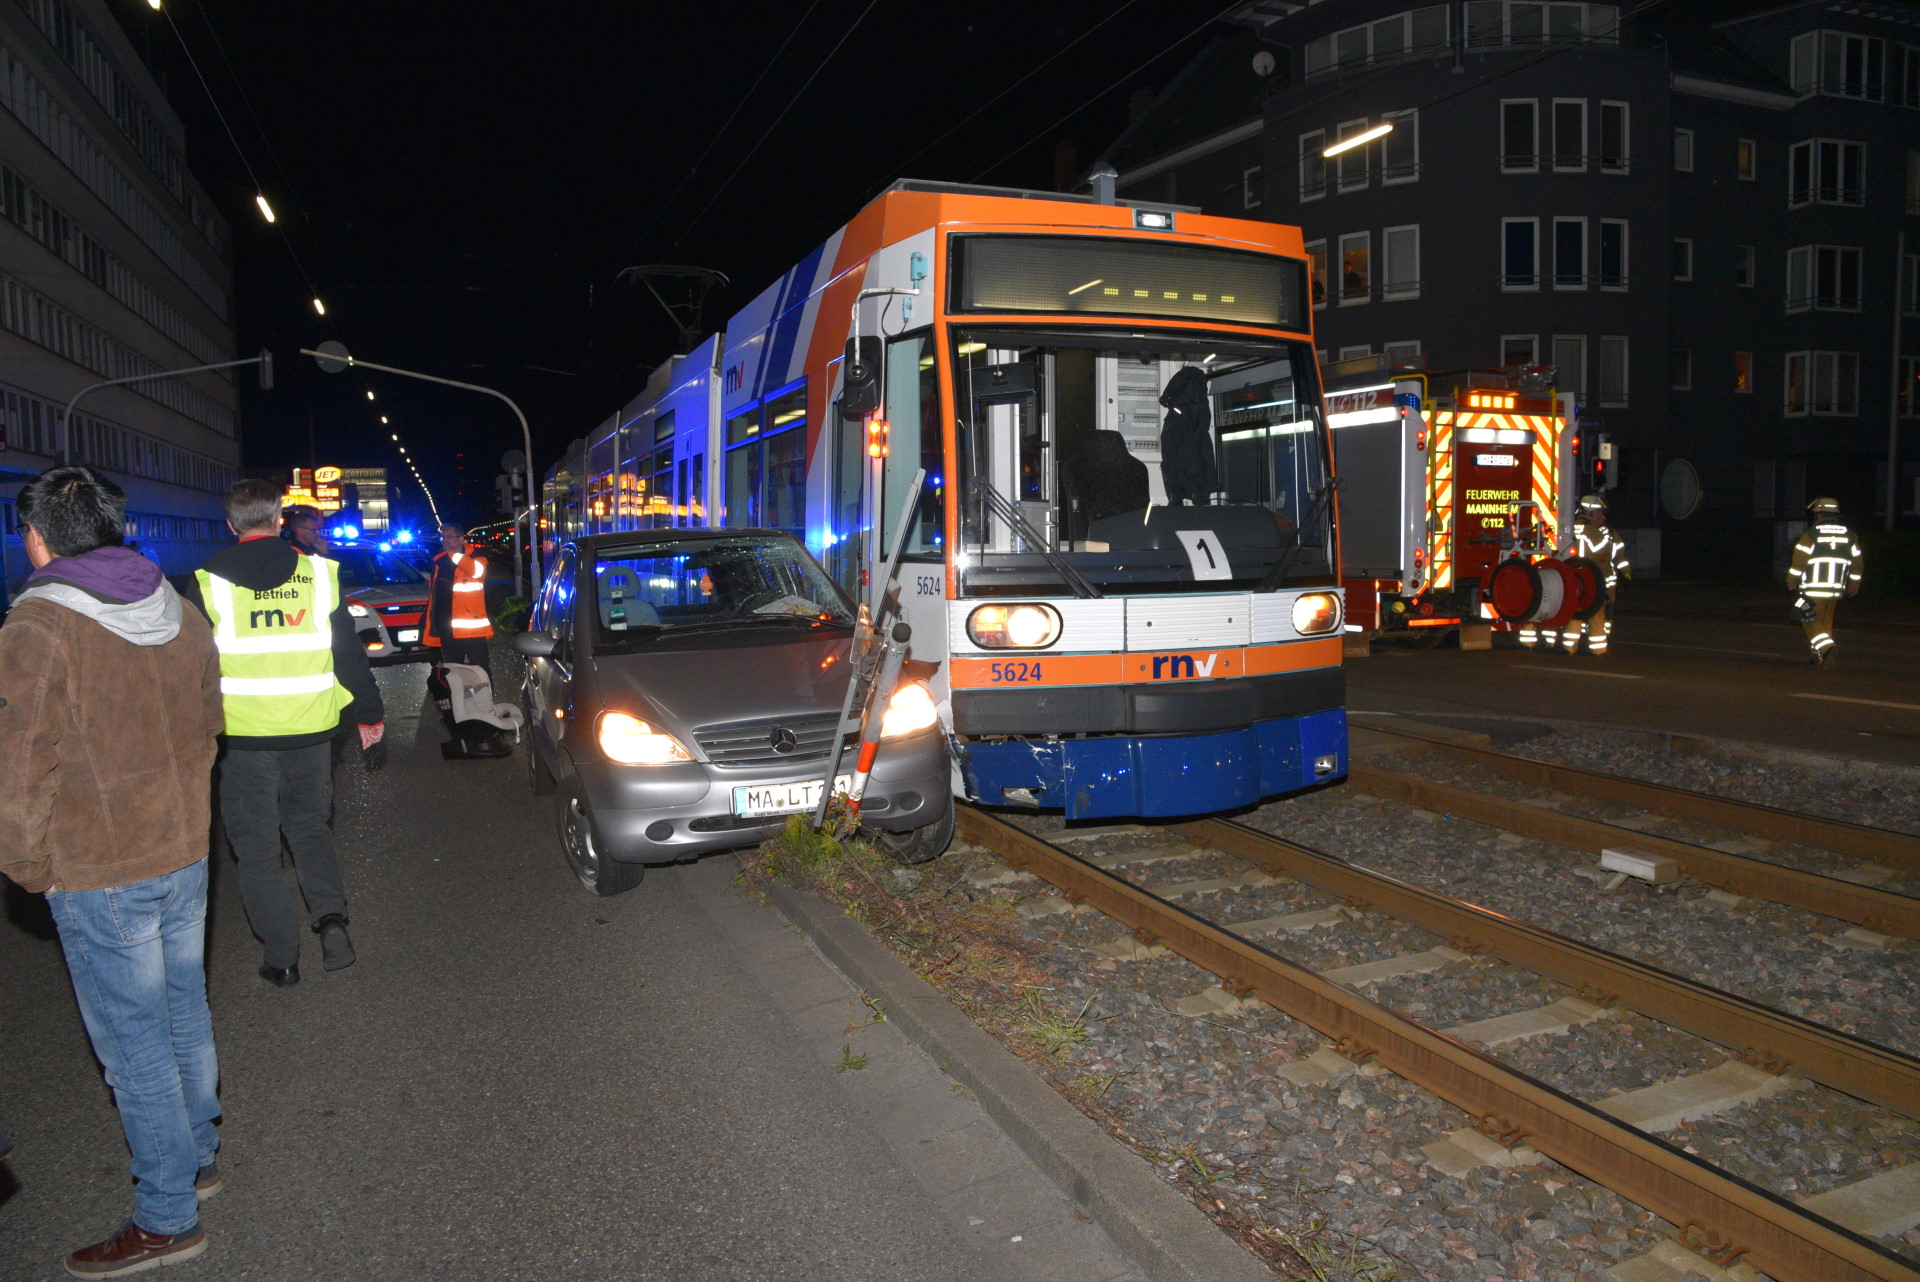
[396,629,419,643]
[732,775,853,819]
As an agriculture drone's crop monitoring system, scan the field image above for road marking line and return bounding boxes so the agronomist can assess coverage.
[1617,640,1784,660]
[1508,664,1644,679]
[1790,693,1920,712]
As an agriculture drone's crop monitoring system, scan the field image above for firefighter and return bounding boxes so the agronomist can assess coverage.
[1562,494,1629,655]
[1787,497,1862,667]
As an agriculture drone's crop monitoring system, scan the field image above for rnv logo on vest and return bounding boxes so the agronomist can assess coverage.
[248,608,310,628]
[1151,653,1219,679]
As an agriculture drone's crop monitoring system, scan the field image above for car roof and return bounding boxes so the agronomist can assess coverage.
[567,528,801,554]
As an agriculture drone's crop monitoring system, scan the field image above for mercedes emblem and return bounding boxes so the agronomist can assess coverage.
[769,726,798,754]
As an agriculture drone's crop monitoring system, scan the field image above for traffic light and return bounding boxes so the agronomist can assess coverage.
[1590,432,1616,492]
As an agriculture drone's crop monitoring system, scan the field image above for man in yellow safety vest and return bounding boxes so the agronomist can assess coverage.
[182,480,384,986]
[1787,496,1863,667]
[1561,493,1630,655]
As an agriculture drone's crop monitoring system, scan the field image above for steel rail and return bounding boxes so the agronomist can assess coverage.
[1177,817,1920,1120]
[1348,763,1920,941]
[1360,724,1920,871]
[956,806,1920,1282]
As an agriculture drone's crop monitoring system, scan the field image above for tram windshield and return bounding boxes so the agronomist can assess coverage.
[951,328,1332,596]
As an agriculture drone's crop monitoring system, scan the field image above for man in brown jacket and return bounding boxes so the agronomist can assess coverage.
[0,466,227,1277]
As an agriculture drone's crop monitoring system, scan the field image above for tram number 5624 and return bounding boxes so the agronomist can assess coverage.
[987,661,1043,683]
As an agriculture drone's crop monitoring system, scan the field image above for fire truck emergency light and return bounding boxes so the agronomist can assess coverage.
[1466,392,1517,409]
[866,419,890,458]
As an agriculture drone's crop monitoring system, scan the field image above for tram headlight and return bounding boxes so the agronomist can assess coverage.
[966,603,1062,649]
[1291,592,1342,636]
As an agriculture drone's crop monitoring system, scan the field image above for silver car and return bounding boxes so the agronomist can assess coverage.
[514,529,953,895]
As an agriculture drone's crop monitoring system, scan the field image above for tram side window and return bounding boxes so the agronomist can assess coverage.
[883,334,943,556]
[722,382,806,539]
[587,435,616,533]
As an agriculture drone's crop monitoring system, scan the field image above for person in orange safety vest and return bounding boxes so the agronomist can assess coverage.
[425,522,494,677]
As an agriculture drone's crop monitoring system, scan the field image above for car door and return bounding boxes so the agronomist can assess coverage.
[525,546,578,766]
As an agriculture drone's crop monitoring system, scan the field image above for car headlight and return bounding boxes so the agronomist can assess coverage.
[1292,592,1342,635]
[347,602,370,618]
[966,603,1061,649]
[880,682,940,739]
[597,711,692,764]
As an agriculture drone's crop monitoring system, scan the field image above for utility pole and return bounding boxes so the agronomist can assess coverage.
[64,352,273,464]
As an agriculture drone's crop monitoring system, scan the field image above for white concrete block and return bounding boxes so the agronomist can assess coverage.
[1168,985,1267,1017]
[1420,1127,1544,1179]
[1228,908,1344,935]
[1275,1046,1359,1087]
[1799,1164,1920,1239]
[1443,997,1609,1048]
[1601,847,1681,884]
[1319,946,1469,988]
[1607,1239,1765,1282]
[1594,1060,1803,1133]
[1157,871,1275,900]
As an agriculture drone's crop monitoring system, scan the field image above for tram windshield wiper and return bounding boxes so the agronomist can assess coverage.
[968,480,1102,599]
[1259,477,1338,592]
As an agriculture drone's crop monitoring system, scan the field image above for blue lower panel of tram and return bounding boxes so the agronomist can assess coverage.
[963,709,1348,820]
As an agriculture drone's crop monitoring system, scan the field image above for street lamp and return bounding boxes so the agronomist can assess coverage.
[1323,122,1393,158]
[303,340,540,590]
[255,195,276,223]
[63,351,273,464]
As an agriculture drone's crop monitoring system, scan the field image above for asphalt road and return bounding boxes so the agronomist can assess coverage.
[0,661,1138,1282]
[1349,604,1920,766]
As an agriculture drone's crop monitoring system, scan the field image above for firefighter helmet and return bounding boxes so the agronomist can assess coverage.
[1578,493,1607,513]
[1808,496,1841,514]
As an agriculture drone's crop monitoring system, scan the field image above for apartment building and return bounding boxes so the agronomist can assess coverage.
[0,0,238,587]
[1106,0,1920,574]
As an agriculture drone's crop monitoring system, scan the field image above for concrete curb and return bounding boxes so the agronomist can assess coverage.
[768,880,1274,1282]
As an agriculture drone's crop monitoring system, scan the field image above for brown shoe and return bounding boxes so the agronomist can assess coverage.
[65,1220,206,1276]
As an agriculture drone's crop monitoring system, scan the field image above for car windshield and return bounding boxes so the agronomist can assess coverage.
[589,534,853,641]
[329,547,426,588]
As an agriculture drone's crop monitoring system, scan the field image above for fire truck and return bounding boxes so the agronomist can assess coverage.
[1332,357,1603,646]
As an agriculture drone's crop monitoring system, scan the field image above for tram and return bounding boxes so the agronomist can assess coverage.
[540,179,1346,820]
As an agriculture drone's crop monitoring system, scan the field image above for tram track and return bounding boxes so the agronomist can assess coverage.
[956,804,1920,1282]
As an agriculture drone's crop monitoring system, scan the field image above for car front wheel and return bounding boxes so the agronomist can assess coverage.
[872,800,955,866]
[556,781,643,896]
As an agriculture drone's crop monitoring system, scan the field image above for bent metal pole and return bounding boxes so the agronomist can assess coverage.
[299,348,540,588]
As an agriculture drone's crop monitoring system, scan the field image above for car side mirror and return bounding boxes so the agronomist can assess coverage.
[513,629,557,658]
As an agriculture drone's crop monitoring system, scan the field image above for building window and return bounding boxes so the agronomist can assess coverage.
[1552,218,1587,289]
[1753,460,1777,517]
[1599,101,1630,172]
[1337,345,1373,361]
[1339,231,1371,303]
[1674,128,1694,172]
[1785,350,1860,415]
[1384,340,1422,367]
[1336,119,1372,191]
[1899,45,1920,108]
[1304,7,1452,78]
[1785,245,1863,311]
[1791,30,1886,100]
[1299,132,1326,202]
[1903,251,1919,316]
[1306,238,1328,308]
[1901,355,1920,416]
[1788,138,1865,207]
[1735,244,1755,288]
[1502,100,1538,172]
[1552,335,1587,394]
[1672,238,1693,281]
[1909,151,1920,214]
[1670,348,1692,390]
[1502,218,1539,290]
[1502,334,1538,366]
[1598,336,1629,406]
[1737,138,1757,180]
[1382,224,1421,299]
[1599,219,1628,289]
[1243,165,1263,210]
[1734,351,1754,394]
[1382,109,1420,184]
[1552,99,1587,170]
[1465,2,1620,48]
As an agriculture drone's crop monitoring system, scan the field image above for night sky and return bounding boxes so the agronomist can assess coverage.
[122,1,1238,526]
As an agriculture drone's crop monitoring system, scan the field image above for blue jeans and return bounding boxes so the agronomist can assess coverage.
[47,857,220,1235]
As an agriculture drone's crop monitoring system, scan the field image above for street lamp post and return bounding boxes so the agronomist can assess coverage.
[63,352,273,464]
[301,343,540,590]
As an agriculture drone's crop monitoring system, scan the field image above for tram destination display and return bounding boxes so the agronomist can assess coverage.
[951,235,1306,331]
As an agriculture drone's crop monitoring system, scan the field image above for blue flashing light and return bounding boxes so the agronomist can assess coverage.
[331,523,360,540]
[379,542,392,552]
[394,529,414,544]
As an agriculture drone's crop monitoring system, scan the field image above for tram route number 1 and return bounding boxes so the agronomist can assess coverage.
[987,661,1043,683]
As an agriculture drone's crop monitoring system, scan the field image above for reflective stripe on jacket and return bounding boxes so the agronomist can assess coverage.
[1787,522,1862,599]
[195,554,353,738]
[1572,519,1630,589]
